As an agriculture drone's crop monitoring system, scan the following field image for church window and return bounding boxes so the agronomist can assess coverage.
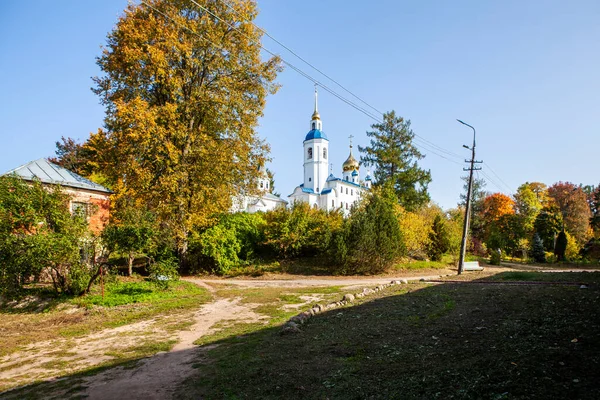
[346,203,348,210]
[309,177,311,182]
[346,188,348,195]
[266,182,269,189]
[260,182,264,189]
[332,199,335,207]
[308,147,313,159]
[312,122,316,130]
[345,176,348,181]
[351,189,353,196]
[323,148,327,159]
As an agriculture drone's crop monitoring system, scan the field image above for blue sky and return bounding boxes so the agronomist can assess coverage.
[1,0,598,209]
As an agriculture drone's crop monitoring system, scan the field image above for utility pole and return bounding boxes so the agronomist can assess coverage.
[457,119,482,275]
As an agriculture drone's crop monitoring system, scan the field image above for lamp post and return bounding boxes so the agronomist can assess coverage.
[457,119,478,275]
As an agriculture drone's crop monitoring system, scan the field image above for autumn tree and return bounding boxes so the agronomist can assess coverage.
[514,182,547,234]
[547,182,591,245]
[93,0,281,266]
[534,205,563,252]
[359,111,431,211]
[426,214,450,261]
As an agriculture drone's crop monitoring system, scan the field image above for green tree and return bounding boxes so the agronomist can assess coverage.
[514,182,546,235]
[426,214,450,261]
[331,185,405,274]
[103,204,156,276]
[93,0,281,267]
[0,176,91,295]
[359,111,431,211]
[531,233,546,263]
[534,205,562,252]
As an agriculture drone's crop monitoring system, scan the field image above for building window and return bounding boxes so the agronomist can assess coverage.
[71,201,90,221]
[260,182,264,189]
[332,199,335,207]
[345,176,348,181]
[308,147,313,159]
[346,188,348,195]
[351,189,353,196]
[346,203,348,210]
[323,148,327,159]
[266,182,269,189]
[316,187,319,192]
[309,177,311,182]
[312,122,316,130]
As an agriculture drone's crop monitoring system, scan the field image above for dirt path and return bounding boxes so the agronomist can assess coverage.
[82,297,263,399]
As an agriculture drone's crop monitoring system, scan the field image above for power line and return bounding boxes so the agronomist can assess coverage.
[219,0,384,117]
[202,1,467,163]
[141,1,466,168]
[483,161,513,193]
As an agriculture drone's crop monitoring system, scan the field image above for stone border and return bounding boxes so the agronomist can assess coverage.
[281,279,411,334]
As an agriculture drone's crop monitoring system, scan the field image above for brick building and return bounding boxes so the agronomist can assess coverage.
[5,159,111,233]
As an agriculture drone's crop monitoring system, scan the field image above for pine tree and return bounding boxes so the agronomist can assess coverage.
[531,233,546,263]
[359,111,431,211]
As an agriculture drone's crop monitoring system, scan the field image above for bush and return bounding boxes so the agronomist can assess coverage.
[426,214,450,262]
[489,249,502,265]
[263,203,342,259]
[147,257,179,289]
[0,176,91,295]
[330,185,405,274]
[192,212,267,274]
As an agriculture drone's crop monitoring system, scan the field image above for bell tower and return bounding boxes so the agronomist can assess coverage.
[303,87,329,193]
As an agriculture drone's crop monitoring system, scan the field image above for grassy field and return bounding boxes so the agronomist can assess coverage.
[177,271,600,399]
[0,277,211,357]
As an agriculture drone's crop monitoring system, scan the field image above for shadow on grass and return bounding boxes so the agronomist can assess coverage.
[3,272,600,400]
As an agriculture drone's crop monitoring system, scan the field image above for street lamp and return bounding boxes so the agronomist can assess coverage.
[457,119,478,275]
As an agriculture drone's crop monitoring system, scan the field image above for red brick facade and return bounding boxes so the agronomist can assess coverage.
[64,187,111,234]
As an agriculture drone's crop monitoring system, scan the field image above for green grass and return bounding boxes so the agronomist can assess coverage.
[176,271,600,399]
[0,279,211,356]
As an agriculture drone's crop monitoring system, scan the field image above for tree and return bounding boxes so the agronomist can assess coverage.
[554,230,568,262]
[531,233,546,263]
[92,0,281,267]
[482,193,515,223]
[547,182,591,245]
[266,168,280,196]
[103,204,155,276]
[514,182,547,234]
[331,184,405,274]
[427,214,450,261]
[359,111,431,211]
[534,205,563,252]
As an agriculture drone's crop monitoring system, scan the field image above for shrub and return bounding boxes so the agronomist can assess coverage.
[0,176,90,295]
[147,257,179,289]
[330,185,405,274]
[426,214,450,262]
[263,203,342,259]
[192,212,267,274]
[489,249,502,265]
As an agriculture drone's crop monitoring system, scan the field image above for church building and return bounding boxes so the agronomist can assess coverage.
[288,89,372,214]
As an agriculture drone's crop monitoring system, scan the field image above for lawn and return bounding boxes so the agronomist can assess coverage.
[0,277,211,357]
[178,271,600,399]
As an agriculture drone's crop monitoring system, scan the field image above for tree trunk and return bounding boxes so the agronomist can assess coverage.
[128,252,134,276]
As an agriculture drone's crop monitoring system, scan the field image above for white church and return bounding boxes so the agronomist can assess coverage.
[288,89,372,214]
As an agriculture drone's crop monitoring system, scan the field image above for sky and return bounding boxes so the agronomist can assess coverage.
[1,0,599,210]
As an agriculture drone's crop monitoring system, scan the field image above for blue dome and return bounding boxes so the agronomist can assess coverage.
[304,129,328,141]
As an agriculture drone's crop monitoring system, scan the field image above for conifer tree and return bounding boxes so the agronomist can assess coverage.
[531,233,546,263]
[554,230,568,261]
[359,111,431,211]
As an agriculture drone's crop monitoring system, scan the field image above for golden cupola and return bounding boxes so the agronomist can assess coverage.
[342,148,360,172]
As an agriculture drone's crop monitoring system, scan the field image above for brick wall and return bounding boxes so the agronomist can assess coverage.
[64,187,111,234]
